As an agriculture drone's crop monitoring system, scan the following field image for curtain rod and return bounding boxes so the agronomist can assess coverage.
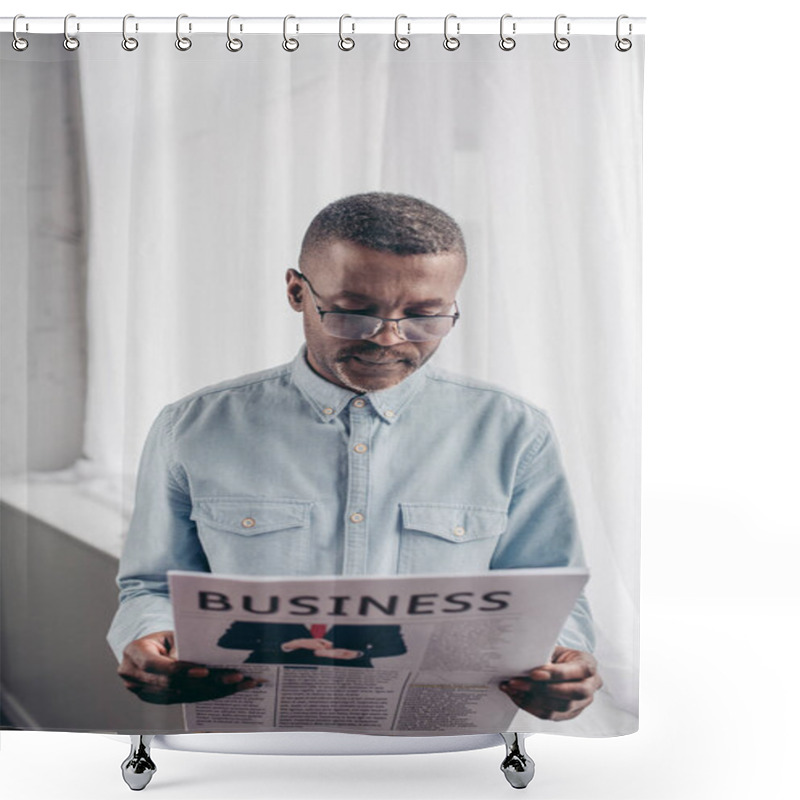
[1,16,646,36]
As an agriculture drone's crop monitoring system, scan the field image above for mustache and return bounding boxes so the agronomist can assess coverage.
[335,343,417,363]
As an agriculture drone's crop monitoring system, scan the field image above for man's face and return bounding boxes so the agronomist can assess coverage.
[287,239,465,393]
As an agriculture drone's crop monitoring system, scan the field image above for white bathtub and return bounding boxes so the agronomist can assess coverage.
[141,732,505,756]
[109,731,533,791]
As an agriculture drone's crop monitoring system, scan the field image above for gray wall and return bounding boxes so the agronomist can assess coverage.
[0,46,179,733]
[0,502,182,732]
[1,43,88,474]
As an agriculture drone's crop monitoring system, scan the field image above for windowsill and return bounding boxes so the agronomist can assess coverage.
[0,476,124,560]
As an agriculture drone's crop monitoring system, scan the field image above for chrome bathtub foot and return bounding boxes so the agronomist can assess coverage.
[500,732,535,789]
[121,735,156,791]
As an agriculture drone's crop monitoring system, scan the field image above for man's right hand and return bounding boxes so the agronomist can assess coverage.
[118,630,261,705]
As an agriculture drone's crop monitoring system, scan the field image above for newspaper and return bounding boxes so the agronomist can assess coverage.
[168,568,588,735]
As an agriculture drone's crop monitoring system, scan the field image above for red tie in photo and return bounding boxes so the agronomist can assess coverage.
[309,624,327,639]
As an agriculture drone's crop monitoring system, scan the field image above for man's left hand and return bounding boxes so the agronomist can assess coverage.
[499,646,602,721]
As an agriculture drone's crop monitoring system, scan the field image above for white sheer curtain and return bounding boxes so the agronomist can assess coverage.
[74,33,641,722]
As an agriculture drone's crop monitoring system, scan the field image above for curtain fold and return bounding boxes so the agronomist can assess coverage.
[1,30,642,734]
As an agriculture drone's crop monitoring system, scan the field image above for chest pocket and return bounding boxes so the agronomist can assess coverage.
[190,498,314,574]
[397,502,508,574]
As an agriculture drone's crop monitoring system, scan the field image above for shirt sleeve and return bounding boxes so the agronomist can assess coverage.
[106,405,210,662]
[489,412,595,654]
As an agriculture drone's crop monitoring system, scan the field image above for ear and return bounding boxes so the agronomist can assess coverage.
[286,269,304,311]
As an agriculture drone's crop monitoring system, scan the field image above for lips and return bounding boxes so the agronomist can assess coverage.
[349,356,405,367]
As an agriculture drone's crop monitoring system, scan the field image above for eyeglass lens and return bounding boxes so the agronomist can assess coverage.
[322,313,453,341]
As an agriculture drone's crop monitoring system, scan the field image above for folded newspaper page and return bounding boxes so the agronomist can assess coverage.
[169,568,588,735]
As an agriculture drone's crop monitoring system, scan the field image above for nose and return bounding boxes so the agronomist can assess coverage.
[366,319,407,346]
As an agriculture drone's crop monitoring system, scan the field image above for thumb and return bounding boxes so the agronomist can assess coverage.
[139,630,176,656]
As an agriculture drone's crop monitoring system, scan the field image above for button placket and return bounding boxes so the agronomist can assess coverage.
[342,400,371,574]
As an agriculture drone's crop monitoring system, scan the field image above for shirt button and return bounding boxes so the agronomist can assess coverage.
[322,407,334,416]
[242,517,256,529]
[350,512,365,524]
[384,410,395,418]
[352,398,366,408]
[453,525,466,537]
[353,443,368,454]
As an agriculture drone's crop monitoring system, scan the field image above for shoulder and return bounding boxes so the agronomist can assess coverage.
[423,367,552,426]
[161,362,294,423]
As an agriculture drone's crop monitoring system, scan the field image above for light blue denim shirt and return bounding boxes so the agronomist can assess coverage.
[107,349,593,661]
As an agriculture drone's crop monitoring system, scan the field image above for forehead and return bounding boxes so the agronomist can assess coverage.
[305,240,465,301]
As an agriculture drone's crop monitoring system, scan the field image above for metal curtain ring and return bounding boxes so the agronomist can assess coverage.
[499,14,515,51]
[176,13,192,51]
[63,13,79,51]
[443,14,460,51]
[338,14,355,51]
[553,14,570,51]
[615,14,632,51]
[12,14,29,51]
[226,15,243,51]
[394,14,410,51]
[283,15,299,51]
[122,14,139,51]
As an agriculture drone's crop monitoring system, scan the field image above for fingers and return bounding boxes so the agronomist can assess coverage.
[127,676,261,706]
[119,632,264,704]
[120,663,244,690]
[187,666,210,678]
[118,652,208,690]
[122,635,201,677]
[545,673,603,698]
[499,648,602,722]
[121,668,263,705]
[499,680,596,721]
[529,651,598,684]
[504,671,603,699]
[505,688,588,713]
[531,695,594,721]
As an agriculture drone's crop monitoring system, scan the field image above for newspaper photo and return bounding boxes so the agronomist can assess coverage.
[168,568,589,735]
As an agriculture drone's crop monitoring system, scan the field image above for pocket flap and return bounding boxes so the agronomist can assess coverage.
[191,498,311,536]
[400,503,507,543]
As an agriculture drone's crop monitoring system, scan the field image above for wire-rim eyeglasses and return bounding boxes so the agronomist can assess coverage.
[295,271,460,342]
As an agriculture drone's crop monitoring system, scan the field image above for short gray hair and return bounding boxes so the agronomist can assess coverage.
[300,192,466,265]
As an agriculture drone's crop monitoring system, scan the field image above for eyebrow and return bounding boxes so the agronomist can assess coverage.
[333,291,377,302]
[332,291,449,309]
[407,300,448,310]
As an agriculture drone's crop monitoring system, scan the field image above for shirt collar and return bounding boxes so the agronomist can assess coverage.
[290,347,429,425]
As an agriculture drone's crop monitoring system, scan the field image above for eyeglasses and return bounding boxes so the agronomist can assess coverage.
[296,272,460,342]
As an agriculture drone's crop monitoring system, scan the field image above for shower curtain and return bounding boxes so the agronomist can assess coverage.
[0,21,643,739]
